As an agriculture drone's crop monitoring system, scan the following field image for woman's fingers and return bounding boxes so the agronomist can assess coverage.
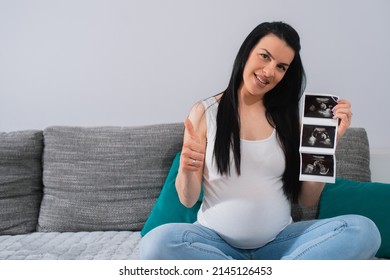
[184,118,199,141]
[181,118,205,171]
[333,99,352,140]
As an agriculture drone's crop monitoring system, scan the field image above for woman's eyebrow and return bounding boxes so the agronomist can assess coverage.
[260,48,290,67]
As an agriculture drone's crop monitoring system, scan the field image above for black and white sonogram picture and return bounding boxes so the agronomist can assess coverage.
[304,94,338,119]
[301,125,336,149]
[301,153,334,177]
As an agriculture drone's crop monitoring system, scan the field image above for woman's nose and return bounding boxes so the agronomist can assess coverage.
[263,64,275,78]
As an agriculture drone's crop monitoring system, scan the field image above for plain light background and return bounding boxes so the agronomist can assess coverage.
[1,0,389,153]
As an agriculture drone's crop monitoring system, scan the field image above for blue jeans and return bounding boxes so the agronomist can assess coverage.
[140,215,381,260]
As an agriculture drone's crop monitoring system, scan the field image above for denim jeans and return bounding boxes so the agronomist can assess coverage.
[140,214,381,260]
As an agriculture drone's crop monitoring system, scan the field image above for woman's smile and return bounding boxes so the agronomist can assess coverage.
[254,74,269,87]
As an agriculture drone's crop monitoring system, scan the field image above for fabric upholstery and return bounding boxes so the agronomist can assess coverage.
[38,124,183,232]
[0,231,141,259]
[335,127,371,182]
[0,130,43,234]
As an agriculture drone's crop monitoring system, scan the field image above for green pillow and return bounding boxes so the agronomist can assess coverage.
[141,152,203,236]
[318,178,390,258]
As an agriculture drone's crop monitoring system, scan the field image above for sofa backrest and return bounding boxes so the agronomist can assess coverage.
[38,123,184,232]
[335,127,371,182]
[0,130,43,235]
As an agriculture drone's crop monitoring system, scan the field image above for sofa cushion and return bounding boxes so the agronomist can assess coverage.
[0,231,141,259]
[0,130,43,234]
[318,178,390,258]
[141,152,203,236]
[38,123,183,232]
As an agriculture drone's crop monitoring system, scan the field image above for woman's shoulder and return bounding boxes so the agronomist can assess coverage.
[189,94,221,115]
[188,94,222,137]
[188,101,206,120]
[201,93,222,108]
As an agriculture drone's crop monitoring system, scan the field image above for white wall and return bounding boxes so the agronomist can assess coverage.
[371,151,390,183]
[1,0,389,151]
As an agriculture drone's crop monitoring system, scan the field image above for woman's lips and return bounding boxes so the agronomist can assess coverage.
[255,74,269,87]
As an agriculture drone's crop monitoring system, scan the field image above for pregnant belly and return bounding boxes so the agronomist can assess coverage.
[198,199,292,249]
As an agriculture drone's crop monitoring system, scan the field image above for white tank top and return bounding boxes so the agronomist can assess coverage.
[197,97,292,249]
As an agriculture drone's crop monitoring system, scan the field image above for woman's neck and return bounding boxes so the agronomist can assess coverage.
[238,91,273,141]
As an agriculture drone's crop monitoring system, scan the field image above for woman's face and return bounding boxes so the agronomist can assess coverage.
[241,33,295,98]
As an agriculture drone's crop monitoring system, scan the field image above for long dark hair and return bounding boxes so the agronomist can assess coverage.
[214,21,306,202]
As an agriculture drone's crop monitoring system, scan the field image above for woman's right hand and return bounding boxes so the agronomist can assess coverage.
[176,109,207,208]
[180,118,205,172]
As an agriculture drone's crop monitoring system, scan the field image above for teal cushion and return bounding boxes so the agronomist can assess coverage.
[318,178,390,258]
[141,152,203,236]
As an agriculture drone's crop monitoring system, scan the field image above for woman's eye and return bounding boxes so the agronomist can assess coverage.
[278,65,287,72]
[260,53,269,59]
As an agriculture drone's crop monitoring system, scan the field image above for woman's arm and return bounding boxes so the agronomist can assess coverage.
[299,181,325,207]
[175,102,207,208]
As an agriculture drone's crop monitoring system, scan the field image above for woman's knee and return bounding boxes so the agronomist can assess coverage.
[343,214,381,257]
[140,223,177,259]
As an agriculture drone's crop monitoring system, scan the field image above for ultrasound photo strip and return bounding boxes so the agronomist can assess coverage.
[299,93,339,183]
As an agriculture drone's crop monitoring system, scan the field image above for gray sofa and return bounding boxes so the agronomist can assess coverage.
[0,123,371,259]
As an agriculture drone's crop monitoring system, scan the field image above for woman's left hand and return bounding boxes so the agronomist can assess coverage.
[333,98,352,141]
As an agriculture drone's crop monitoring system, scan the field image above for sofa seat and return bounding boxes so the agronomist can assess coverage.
[0,231,141,260]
